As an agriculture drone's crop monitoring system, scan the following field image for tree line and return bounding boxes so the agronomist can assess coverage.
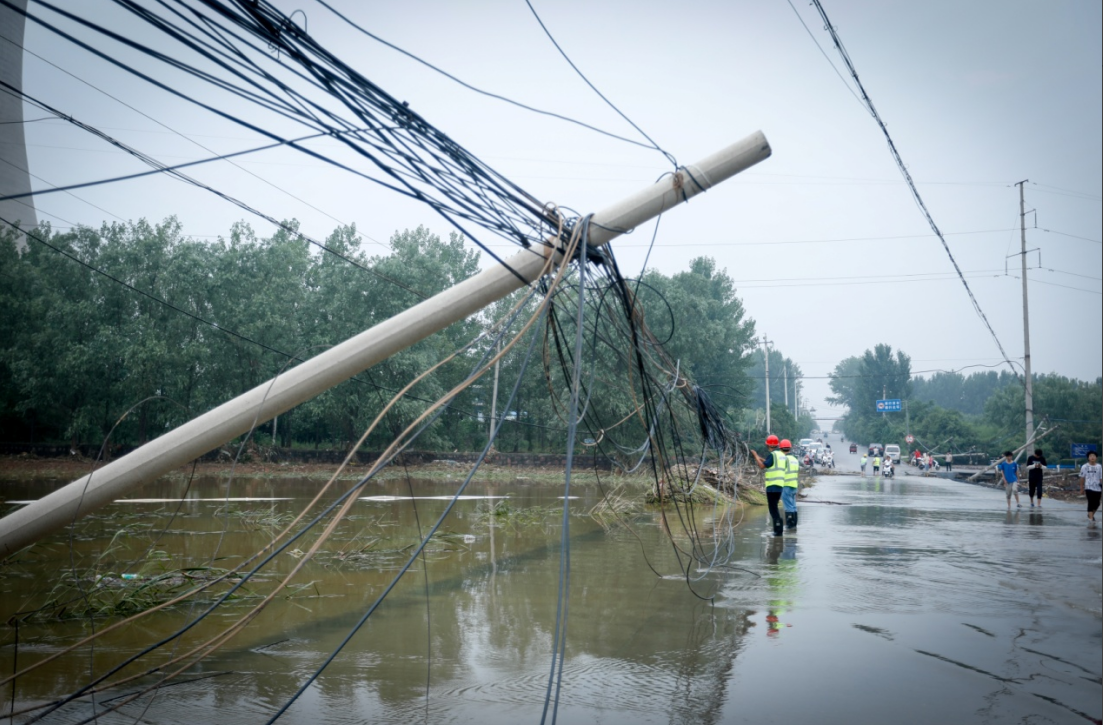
[0,219,811,455]
[829,344,1101,463]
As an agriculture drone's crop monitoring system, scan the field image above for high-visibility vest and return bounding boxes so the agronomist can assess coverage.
[783,454,800,487]
[764,451,786,487]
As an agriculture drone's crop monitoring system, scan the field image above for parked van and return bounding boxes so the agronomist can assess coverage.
[885,444,901,463]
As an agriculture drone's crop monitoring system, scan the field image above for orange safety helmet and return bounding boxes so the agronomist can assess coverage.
[765,434,780,447]
[780,439,792,450]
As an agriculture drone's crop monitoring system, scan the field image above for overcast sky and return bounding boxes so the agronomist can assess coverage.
[15,0,1103,423]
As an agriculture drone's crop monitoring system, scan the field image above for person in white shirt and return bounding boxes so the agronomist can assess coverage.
[1078,450,1102,523]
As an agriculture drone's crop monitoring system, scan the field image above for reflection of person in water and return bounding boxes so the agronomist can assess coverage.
[764,537,798,637]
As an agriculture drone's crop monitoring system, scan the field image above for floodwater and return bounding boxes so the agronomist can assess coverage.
[1,470,1100,724]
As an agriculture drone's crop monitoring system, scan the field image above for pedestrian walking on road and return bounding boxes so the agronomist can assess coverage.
[860,454,868,477]
[944,451,953,472]
[1026,448,1047,508]
[781,439,800,531]
[996,451,1022,511]
[753,435,786,537]
[872,455,881,476]
[1079,451,1101,523]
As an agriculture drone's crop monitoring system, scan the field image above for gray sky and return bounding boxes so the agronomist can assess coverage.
[17,0,1103,421]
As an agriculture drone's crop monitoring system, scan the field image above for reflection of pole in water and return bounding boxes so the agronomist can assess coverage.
[666,601,753,725]
[489,486,497,578]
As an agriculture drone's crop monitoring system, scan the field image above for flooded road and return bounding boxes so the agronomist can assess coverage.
[1,470,1100,724]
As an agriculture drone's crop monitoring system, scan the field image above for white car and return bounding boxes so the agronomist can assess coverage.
[884,444,901,463]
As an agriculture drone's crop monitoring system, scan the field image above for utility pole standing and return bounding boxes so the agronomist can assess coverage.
[784,362,789,411]
[1016,180,1035,450]
[489,339,501,443]
[763,337,771,435]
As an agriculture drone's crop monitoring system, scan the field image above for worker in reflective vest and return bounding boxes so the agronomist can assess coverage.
[753,434,786,536]
[781,439,800,531]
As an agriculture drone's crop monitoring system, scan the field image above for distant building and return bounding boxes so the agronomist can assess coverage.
[0,0,37,247]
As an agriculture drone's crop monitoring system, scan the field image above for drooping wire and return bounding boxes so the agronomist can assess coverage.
[264,295,550,725]
[540,217,590,725]
[314,0,664,153]
[0,83,430,298]
[11,0,563,271]
[522,0,677,169]
[806,0,1021,381]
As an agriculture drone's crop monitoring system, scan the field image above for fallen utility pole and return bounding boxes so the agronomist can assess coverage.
[966,424,1057,482]
[0,132,772,557]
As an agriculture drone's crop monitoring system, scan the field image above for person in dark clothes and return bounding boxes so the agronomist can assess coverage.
[1025,448,1046,508]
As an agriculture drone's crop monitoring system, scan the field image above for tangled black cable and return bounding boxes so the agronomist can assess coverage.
[7,0,572,278]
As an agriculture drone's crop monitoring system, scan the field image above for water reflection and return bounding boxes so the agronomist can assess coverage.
[2,472,1099,724]
[0,475,761,724]
[764,538,797,639]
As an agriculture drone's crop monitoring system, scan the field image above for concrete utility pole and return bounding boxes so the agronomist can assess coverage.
[488,339,501,443]
[762,336,771,435]
[1016,180,1035,451]
[0,0,37,248]
[783,362,789,410]
[0,132,773,557]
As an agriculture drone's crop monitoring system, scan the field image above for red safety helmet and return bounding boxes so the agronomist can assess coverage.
[780,439,792,450]
[765,434,780,447]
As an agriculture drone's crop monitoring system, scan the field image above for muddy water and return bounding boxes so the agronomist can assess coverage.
[1,472,1100,724]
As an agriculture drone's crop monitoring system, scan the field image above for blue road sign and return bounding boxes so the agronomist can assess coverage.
[875,398,902,412]
[1071,443,1098,458]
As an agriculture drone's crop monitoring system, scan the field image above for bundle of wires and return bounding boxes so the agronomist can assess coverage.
[2,3,756,722]
[18,0,567,269]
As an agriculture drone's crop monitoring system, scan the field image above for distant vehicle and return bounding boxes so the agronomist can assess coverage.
[849,442,858,454]
[799,438,814,451]
[885,444,901,463]
[868,443,883,457]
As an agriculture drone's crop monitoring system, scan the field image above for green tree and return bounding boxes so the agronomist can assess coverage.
[830,344,912,444]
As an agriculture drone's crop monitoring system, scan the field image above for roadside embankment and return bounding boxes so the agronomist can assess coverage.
[0,453,787,507]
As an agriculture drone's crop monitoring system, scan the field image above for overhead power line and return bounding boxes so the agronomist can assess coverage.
[523,0,675,169]
[314,0,662,155]
[1040,228,1102,245]
[2,84,428,300]
[14,0,561,278]
[2,33,387,250]
[806,0,1021,380]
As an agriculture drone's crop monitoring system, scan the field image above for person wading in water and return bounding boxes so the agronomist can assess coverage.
[780,439,801,531]
[753,435,786,537]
